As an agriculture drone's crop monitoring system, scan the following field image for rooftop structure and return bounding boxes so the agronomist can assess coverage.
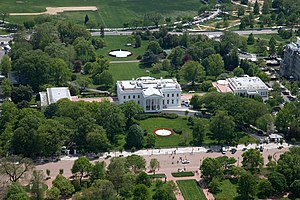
[116,77,181,112]
[280,37,300,80]
[39,87,71,107]
[213,75,269,100]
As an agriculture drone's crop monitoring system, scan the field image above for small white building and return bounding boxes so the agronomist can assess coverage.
[116,77,181,112]
[39,87,71,107]
[227,75,269,100]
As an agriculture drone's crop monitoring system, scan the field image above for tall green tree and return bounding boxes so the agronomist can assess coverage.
[269,36,277,54]
[267,172,288,194]
[125,124,144,149]
[49,58,71,86]
[242,149,263,173]
[205,54,225,76]
[0,54,12,76]
[126,155,146,174]
[149,158,160,174]
[209,110,235,144]
[1,78,12,98]
[262,0,270,14]
[90,161,106,182]
[133,184,150,200]
[30,170,45,200]
[200,157,223,182]
[4,182,29,200]
[73,37,96,63]
[107,157,128,193]
[237,172,258,200]
[71,156,93,184]
[254,0,260,15]
[247,33,255,45]
[52,175,75,197]
[192,118,207,145]
[120,101,143,128]
[181,61,205,85]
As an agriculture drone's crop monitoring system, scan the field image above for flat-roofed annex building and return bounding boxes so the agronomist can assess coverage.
[213,75,269,100]
[117,77,181,112]
[39,87,71,107]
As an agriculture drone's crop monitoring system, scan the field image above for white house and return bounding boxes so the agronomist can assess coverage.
[227,75,269,100]
[39,87,71,107]
[116,77,181,112]
[213,75,269,100]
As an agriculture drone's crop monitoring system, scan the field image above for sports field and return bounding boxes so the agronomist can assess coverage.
[0,0,201,27]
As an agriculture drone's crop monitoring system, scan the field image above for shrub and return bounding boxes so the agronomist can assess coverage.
[135,113,178,120]
[173,128,183,134]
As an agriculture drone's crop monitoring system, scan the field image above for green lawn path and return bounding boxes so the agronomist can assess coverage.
[176,180,207,200]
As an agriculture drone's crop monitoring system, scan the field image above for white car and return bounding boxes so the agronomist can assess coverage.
[181,159,190,164]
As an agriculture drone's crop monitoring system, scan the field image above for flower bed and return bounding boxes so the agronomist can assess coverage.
[153,128,174,137]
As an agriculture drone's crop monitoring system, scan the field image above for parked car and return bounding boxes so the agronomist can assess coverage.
[230,148,237,154]
[181,159,190,164]
[206,149,213,153]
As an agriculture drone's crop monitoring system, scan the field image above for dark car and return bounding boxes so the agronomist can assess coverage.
[230,148,237,154]
[206,149,213,153]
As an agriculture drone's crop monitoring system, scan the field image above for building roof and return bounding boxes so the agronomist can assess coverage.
[117,77,181,93]
[227,76,268,90]
[142,87,163,98]
[47,87,71,104]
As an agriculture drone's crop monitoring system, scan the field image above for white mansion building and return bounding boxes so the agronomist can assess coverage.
[213,75,269,100]
[117,77,181,112]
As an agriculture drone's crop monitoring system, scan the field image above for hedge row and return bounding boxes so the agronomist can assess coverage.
[135,113,178,120]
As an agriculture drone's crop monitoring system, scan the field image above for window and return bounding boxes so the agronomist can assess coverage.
[172,99,174,104]
[172,94,174,97]
[124,96,126,99]
[177,93,179,97]
[167,94,169,97]
[128,95,130,99]
[138,95,140,98]
[138,101,140,104]
[167,100,169,104]
[163,100,165,104]
[133,95,135,99]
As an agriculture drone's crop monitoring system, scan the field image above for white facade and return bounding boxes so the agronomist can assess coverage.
[227,75,269,100]
[117,77,181,112]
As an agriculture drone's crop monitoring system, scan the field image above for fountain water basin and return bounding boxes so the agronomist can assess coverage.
[109,49,132,58]
[153,128,173,137]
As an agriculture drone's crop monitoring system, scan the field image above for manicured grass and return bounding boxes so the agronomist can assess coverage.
[214,179,238,200]
[171,171,194,177]
[109,63,169,83]
[96,35,149,61]
[176,180,207,200]
[1,0,201,27]
[148,173,166,179]
[138,117,193,148]
[253,33,291,44]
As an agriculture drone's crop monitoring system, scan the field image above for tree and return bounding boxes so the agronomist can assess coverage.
[73,37,96,63]
[208,177,221,193]
[181,61,205,85]
[98,70,113,86]
[255,114,274,132]
[269,36,277,54]
[247,33,255,45]
[200,157,223,182]
[49,58,71,86]
[125,124,144,149]
[1,78,12,98]
[205,54,225,76]
[224,48,239,71]
[126,155,146,174]
[30,170,45,200]
[100,26,105,38]
[242,149,263,173]
[290,180,300,197]
[84,14,89,25]
[140,50,158,67]
[45,42,76,65]
[4,182,29,200]
[238,7,245,17]
[0,12,9,24]
[136,172,151,187]
[233,67,244,77]
[149,158,160,174]
[147,41,163,55]
[0,54,12,76]
[135,34,142,48]
[167,46,185,70]
[11,85,33,104]
[52,175,75,197]
[90,161,106,182]
[152,181,176,200]
[45,187,60,200]
[107,157,128,193]
[267,172,288,194]
[192,118,207,145]
[86,128,110,153]
[71,156,93,184]
[0,155,33,182]
[237,172,258,200]
[120,101,143,128]
[133,184,150,200]
[262,0,270,14]
[254,0,260,15]
[209,110,235,144]
[258,179,274,199]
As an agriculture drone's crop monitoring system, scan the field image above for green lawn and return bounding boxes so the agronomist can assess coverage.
[214,179,239,200]
[138,117,192,148]
[172,171,194,177]
[2,0,201,27]
[176,180,207,200]
[96,35,149,61]
[109,63,169,83]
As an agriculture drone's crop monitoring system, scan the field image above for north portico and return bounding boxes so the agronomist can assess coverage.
[116,77,182,112]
